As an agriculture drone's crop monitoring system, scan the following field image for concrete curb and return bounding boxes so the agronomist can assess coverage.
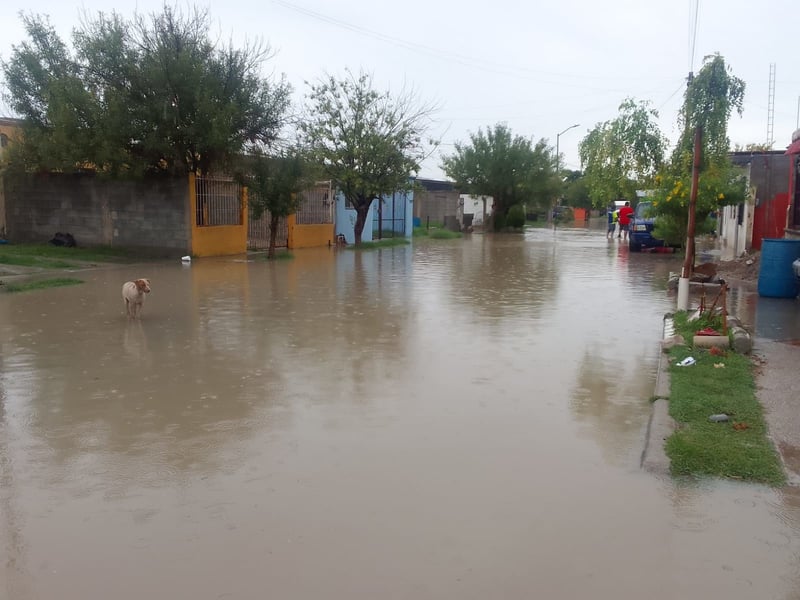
[641,314,677,475]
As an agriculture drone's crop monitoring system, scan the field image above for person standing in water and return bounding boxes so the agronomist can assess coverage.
[618,201,634,242]
[607,206,617,239]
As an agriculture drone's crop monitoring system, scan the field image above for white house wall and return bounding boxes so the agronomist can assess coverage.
[719,164,754,259]
[458,194,493,226]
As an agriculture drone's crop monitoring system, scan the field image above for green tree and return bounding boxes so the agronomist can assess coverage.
[2,8,291,176]
[299,70,433,245]
[1,14,98,173]
[578,98,666,208]
[243,151,311,259]
[651,54,746,245]
[506,204,525,228]
[441,123,556,229]
[562,170,591,209]
[733,142,773,152]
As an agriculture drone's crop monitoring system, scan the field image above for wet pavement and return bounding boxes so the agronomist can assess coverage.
[1,225,799,599]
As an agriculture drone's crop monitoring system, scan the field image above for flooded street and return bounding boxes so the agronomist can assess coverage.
[2,225,799,599]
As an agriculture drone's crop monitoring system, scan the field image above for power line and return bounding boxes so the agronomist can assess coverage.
[272,0,678,91]
[688,0,700,73]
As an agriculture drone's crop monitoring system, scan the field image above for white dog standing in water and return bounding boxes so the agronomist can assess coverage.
[122,278,151,319]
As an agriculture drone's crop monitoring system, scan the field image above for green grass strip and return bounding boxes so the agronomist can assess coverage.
[3,278,84,293]
[348,238,411,250]
[665,314,785,486]
[0,243,134,269]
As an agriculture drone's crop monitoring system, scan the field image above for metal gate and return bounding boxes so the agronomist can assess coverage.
[248,209,288,250]
[372,191,408,239]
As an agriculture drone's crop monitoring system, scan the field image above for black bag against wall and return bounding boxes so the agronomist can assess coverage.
[50,232,77,247]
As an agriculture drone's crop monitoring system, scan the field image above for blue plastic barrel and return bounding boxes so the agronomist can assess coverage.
[758,238,800,298]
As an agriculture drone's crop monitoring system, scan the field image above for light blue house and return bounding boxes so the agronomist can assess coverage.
[334,187,414,244]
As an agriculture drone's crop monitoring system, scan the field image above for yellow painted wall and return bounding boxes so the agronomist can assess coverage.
[188,174,249,257]
[0,119,23,161]
[288,215,335,249]
[0,119,22,237]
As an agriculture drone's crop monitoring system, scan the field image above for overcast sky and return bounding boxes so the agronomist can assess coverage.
[2,0,798,179]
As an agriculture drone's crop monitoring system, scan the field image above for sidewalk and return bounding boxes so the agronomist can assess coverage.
[753,338,800,485]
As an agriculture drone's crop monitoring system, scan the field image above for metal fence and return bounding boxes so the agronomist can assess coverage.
[248,182,333,249]
[195,176,242,226]
[373,191,408,238]
[248,207,288,249]
[295,182,334,225]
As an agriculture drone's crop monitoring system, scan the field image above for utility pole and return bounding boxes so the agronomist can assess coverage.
[677,69,697,311]
[553,124,580,222]
[677,126,702,311]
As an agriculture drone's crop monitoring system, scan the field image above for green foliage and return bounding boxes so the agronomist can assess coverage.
[562,170,591,209]
[346,238,411,250]
[733,142,773,152]
[239,151,313,258]
[506,204,526,228]
[651,55,747,243]
[665,344,784,485]
[241,150,311,258]
[672,310,724,343]
[440,123,557,221]
[579,98,666,208]
[673,54,745,169]
[300,70,432,244]
[2,8,291,176]
[2,278,83,292]
[0,243,134,268]
[244,152,310,221]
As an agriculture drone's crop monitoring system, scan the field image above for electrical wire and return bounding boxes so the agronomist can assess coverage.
[272,0,676,91]
[688,0,700,73]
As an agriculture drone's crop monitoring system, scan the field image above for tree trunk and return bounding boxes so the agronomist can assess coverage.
[354,204,369,245]
[268,213,279,259]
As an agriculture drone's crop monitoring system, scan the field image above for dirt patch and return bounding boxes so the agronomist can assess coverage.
[716,251,760,283]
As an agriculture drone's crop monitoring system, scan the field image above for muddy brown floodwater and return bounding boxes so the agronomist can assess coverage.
[1,226,799,600]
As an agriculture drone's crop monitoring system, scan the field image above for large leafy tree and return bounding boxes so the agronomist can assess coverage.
[441,123,556,228]
[651,54,746,245]
[578,98,666,208]
[299,70,433,245]
[2,8,291,176]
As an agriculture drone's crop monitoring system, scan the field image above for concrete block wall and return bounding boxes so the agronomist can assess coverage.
[414,189,460,224]
[3,173,190,251]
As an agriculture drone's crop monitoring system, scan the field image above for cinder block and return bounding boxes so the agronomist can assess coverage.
[693,335,730,349]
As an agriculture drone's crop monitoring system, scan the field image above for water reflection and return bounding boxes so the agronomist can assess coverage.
[0,229,798,599]
[570,346,657,463]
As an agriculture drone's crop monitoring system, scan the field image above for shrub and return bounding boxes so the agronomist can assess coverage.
[506,204,526,228]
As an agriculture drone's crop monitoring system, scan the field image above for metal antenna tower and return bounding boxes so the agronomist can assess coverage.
[767,63,776,148]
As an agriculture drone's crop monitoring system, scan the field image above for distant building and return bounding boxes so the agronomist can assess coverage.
[725,150,791,252]
[783,129,800,240]
[414,178,460,226]
[0,117,23,164]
